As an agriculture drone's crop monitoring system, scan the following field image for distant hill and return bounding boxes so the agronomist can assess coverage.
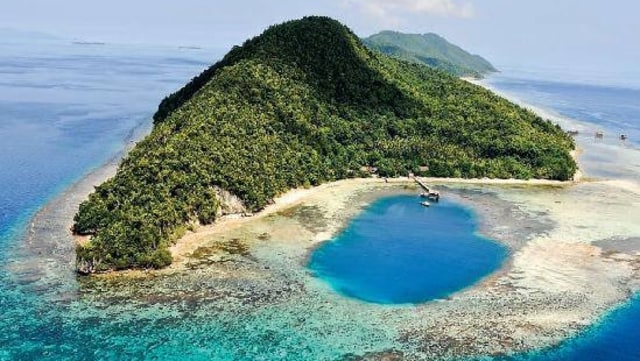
[73,17,574,272]
[363,31,497,78]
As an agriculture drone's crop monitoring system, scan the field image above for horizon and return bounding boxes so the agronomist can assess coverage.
[2,1,638,75]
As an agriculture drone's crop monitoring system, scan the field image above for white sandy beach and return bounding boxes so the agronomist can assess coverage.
[168,175,578,264]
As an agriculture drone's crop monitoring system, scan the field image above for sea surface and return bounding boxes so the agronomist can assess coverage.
[0,37,221,359]
[0,37,639,360]
[309,195,506,304]
[483,67,640,361]
[485,67,640,147]
[484,67,640,181]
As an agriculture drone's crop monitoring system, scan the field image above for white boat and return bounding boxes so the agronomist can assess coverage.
[420,201,430,207]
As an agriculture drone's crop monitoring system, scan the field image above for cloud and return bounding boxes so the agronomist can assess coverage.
[343,0,474,25]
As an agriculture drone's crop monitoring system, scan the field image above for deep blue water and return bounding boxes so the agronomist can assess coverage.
[308,195,507,304]
[492,294,640,361]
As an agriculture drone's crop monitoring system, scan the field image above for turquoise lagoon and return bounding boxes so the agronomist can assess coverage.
[309,195,507,304]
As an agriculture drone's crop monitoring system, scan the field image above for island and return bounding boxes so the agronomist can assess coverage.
[72,16,575,273]
[363,30,498,78]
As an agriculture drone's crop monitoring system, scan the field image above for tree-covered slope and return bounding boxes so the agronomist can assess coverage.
[73,16,575,273]
[363,30,497,78]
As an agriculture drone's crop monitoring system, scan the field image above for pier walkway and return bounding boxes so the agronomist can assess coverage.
[413,176,441,202]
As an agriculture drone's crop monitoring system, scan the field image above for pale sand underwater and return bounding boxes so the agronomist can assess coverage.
[11,82,640,359]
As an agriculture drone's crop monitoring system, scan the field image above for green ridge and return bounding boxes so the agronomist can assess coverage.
[73,16,575,272]
[363,30,497,77]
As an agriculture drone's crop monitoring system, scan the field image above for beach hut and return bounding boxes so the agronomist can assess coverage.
[359,166,378,174]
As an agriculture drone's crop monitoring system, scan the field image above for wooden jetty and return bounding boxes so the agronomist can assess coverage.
[413,177,440,202]
[413,176,431,192]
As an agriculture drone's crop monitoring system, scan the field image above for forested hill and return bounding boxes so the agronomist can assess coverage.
[363,31,497,78]
[73,16,575,273]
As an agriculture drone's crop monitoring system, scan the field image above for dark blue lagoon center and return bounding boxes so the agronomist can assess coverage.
[308,194,508,304]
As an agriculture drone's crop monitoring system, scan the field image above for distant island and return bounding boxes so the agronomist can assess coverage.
[363,30,497,78]
[72,41,106,46]
[73,16,575,273]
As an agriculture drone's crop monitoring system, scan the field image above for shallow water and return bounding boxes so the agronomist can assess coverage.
[309,195,507,304]
[484,69,640,361]
[484,294,640,361]
[0,38,220,359]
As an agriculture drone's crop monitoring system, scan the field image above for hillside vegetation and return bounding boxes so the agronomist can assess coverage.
[73,17,575,272]
[363,31,497,77]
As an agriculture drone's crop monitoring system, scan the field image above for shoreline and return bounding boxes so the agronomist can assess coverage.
[72,173,583,271]
[12,78,640,358]
[168,175,577,266]
[464,75,640,183]
[4,118,152,291]
[168,177,577,262]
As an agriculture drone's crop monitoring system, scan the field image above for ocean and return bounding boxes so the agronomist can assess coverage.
[0,40,639,360]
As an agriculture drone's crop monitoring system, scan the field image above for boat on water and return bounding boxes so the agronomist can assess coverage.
[420,201,430,207]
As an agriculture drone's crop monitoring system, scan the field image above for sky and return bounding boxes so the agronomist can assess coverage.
[1,0,639,73]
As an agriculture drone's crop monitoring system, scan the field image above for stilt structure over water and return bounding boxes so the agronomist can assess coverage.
[566,129,630,143]
[413,176,441,202]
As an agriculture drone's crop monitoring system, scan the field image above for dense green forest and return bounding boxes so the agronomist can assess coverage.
[74,16,575,273]
[363,31,497,78]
